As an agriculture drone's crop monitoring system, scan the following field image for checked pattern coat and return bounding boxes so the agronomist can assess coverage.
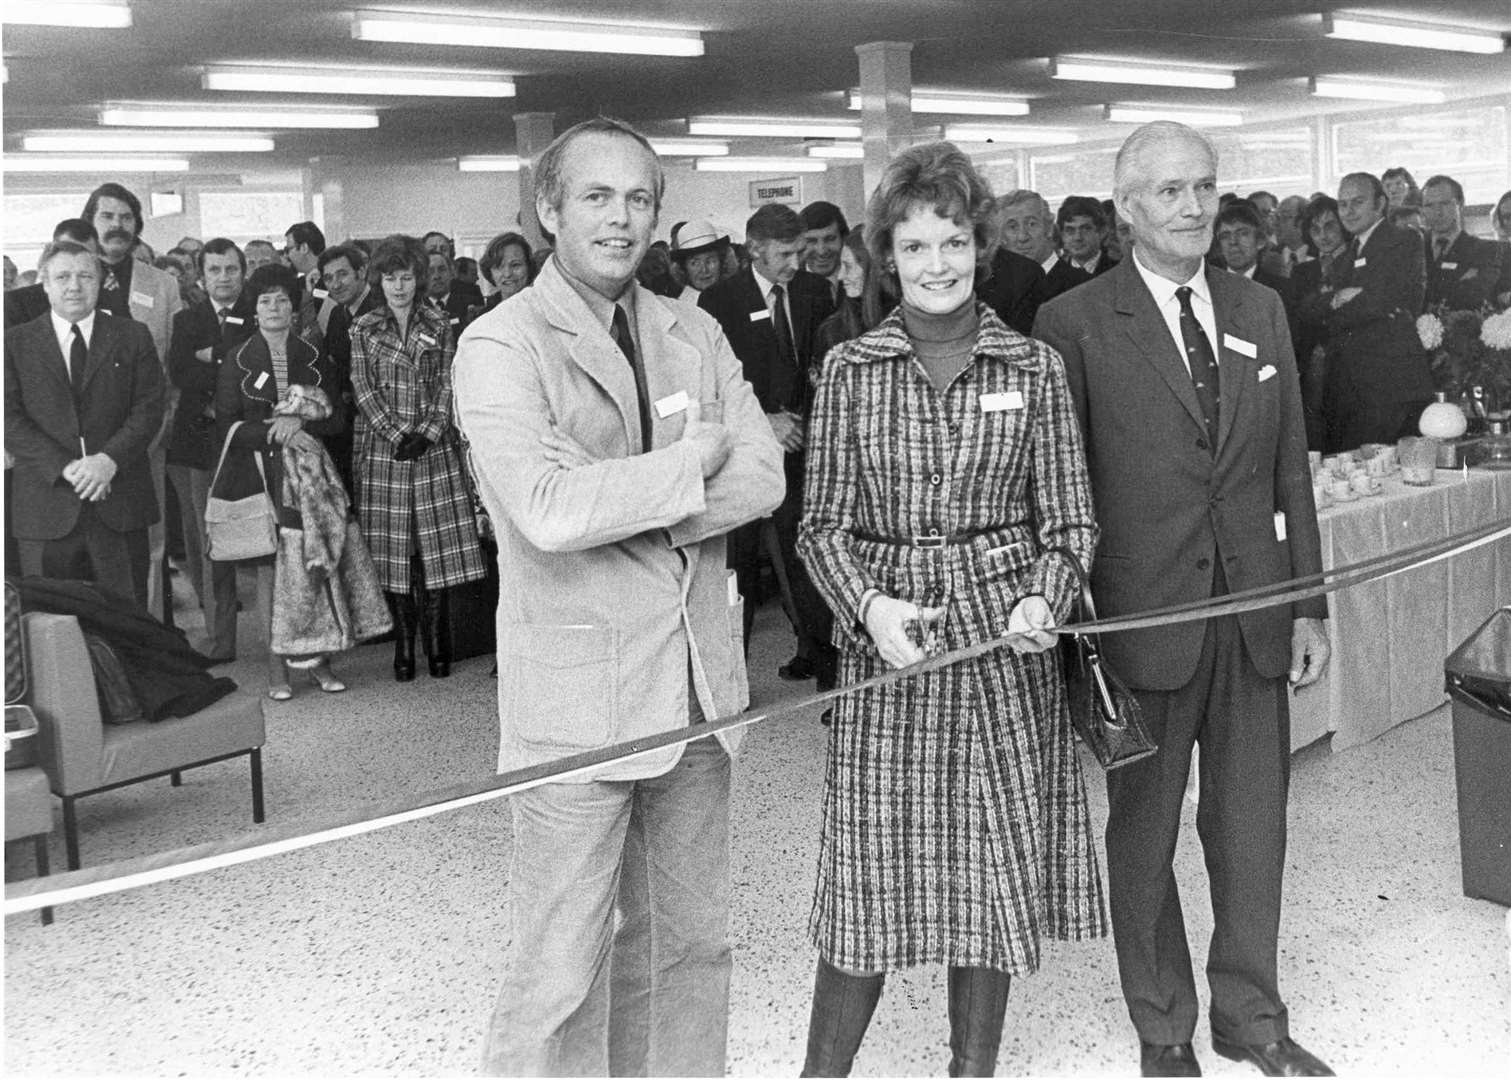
[350,303,485,592]
[796,304,1108,975]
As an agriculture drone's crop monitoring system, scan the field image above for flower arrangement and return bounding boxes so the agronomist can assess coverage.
[1424,303,1511,413]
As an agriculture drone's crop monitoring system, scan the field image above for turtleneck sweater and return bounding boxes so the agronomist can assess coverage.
[900,297,979,392]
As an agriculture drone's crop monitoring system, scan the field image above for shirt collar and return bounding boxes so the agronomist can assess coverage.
[1354,218,1383,252]
[1234,264,1258,279]
[555,259,635,332]
[1040,252,1059,274]
[1131,249,1210,309]
[346,285,371,315]
[1069,251,1101,274]
[51,308,97,342]
[751,265,782,299]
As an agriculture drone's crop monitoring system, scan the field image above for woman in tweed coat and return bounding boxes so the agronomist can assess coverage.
[351,235,486,680]
[795,143,1106,1077]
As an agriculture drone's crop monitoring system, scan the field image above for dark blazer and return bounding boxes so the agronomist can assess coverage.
[1250,264,1300,352]
[324,287,385,406]
[4,283,51,330]
[1041,256,1094,302]
[1033,260,1326,691]
[698,267,835,415]
[1426,232,1505,311]
[1323,220,1434,414]
[431,292,472,332]
[3,311,165,540]
[166,295,258,469]
[976,248,1045,336]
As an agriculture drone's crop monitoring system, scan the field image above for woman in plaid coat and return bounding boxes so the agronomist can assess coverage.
[351,235,486,681]
[795,143,1106,1077]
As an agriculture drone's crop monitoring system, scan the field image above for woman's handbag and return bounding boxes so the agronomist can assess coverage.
[1049,547,1158,770]
[205,422,278,561]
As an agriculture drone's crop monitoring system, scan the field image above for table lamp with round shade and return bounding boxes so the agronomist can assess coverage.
[1421,393,1469,439]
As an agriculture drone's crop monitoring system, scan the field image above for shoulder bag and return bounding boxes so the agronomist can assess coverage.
[205,422,278,561]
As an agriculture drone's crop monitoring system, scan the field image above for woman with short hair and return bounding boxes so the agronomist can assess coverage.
[796,142,1105,1077]
[467,231,535,326]
[351,235,487,681]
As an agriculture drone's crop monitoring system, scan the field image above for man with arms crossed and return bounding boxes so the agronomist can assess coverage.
[453,117,784,1077]
[1035,122,1333,1079]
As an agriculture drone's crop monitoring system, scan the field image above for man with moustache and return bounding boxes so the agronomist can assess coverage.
[6,241,165,606]
[165,238,258,661]
[83,183,182,623]
[453,117,784,1076]
[800,200,850,305]
[1034,122,1333,1079]
[700,204,837,686]
[1320,172,1434,452]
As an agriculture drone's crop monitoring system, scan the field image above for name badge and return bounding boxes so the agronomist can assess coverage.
[979,391,1023,412]
[254,371,269,389]
[418,334,438,349]
[1441,261,1459,270]
[311,288,330,301]
[1257,364,1277,383]
[448,316,460,326]
[130,290,153,309]
[1274,511,1287,542]
[223,315,244,326]
[654,390,690,419]
[1223,333,1258,358]
[1353,257,1367,268]
[748,308,771,322]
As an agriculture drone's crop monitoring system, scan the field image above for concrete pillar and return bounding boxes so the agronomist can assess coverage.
[855,41,914,203]
[514,112,556,251]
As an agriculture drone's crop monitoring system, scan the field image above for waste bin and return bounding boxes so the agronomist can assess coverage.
[1445,607,1511,907]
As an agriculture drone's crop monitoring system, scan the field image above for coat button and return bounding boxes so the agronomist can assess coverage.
[1197,557,1211,570]
[930,472,943,486]
[1195,437,1209,451]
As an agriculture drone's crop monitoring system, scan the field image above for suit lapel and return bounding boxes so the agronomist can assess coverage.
[26,318,73,395]
[1207,269,1249,456]
[637,287,706,451]
[79,315,117,393]
[1112,264,1207,437]
[538,263,640,450]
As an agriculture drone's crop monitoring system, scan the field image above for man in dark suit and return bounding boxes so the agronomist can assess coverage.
[425,249,471,334]
[699,203,836,685]
[1057,195,1115,277]
[6,220,102,330]
[165,238,257,660]
[5,241,165,608]
[1216,201,1300,350]
[320,242,383,500]
[1034,122,1333,1080]
[1322,172,1435,452]
[800,200,850,306]
[1421,174,1506,312]
[976,246,1046,336]
[422,231,484,308]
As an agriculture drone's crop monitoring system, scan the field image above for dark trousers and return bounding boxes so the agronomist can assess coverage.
[1105,612,1291,1047]
[16,505,148,611]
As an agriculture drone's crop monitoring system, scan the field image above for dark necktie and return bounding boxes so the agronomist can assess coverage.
[1175,286,1220,448]
[611,303,652,453]
[69,324,87,398]
[771,284,796,368]
[1434,237,1449,261]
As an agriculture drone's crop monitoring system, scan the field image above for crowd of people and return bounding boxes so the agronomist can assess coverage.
[4,126,1510,1078]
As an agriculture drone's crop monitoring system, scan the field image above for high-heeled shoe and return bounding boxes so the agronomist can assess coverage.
[307,662,347,693]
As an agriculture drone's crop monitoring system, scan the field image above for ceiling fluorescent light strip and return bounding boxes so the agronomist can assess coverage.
[4,154,188,173]
[1324,14,1506,55]
[808,144,864,159]
[5,1,132,29]
[945,125,1078,145]
[1309,77,1446,105]
[101,104,380,129]
[457,156,521,172]
[648,138,729,156]
[23,131,276,153]
[847,91,1029,116]
[688,118,861,139]
[353,10,703,57]
[695,157,827,173]
[1105,105,1243,127]
[1051,58,1236,90]
[204,65,515,98]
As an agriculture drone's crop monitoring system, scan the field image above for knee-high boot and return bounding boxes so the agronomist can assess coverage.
[385,591,417,682]
[800,957,884,1078]
[946,966,1011,1077]
[423,585,452,678]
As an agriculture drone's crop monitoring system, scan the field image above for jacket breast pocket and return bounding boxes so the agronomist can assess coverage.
[508,624,619,751]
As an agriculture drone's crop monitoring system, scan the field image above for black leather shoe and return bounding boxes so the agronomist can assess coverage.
[779,654,816,681]
[1212,1036,1333,1077]
[1141,1042,1201,1077]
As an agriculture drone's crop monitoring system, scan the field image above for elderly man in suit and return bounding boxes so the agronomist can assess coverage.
[83,183,183,623]
[5,240,165,606]
[1421,174,1507,312]
[1320,172,1435,453]
[1034,122,1333,1079]
[699,203,837,685]
[454,116,784,1077]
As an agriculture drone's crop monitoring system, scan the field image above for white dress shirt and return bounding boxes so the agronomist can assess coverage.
[50,309,97,376]
[751,265,793,329]
[1130,250,1217,378]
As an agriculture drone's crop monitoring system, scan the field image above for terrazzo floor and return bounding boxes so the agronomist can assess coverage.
[5,582,1510,1077]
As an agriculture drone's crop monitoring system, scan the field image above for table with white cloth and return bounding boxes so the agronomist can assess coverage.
[1289,467,1511,752]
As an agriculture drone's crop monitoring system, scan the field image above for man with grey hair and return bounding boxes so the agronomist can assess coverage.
[454,116,784,1076]
[1034,122,1333,1079]
[5,240,165,606]
[995,188,1094,302]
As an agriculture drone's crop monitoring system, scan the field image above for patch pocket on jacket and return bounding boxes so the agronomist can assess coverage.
[727,593,750,713]
[511,625,618,750]
[982,539,1034,575]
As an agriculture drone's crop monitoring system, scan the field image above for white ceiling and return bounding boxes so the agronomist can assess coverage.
[3,0,1509,174]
